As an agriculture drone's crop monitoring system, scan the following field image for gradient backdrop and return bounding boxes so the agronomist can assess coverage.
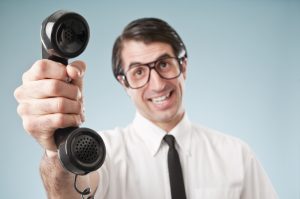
[0,0,299,198]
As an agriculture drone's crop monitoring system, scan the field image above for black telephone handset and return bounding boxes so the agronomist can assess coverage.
[41,10,106,176]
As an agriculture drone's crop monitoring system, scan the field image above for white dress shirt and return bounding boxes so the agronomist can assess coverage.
[94,112,278,199]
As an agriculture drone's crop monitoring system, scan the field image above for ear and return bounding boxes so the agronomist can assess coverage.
[117,75,125,86]
[181,57,188,80]
[117,75,130,92]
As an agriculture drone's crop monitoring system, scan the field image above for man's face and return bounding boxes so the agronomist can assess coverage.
[119,40,187,131]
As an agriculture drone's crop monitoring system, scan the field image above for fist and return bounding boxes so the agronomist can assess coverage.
[14,59,86,152]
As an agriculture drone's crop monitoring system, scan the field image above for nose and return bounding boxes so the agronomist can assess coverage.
[148,68,166,91]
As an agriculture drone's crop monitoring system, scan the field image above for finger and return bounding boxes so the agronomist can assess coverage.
[67,60,86,79]
[23,114,82,151]
[22,59,68,82]
[17,97,83,116]
[20,79,81,100]
[66,60,86,91]
[24,113,83,138]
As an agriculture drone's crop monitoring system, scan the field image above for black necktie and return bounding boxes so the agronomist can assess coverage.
[164,135,187,199]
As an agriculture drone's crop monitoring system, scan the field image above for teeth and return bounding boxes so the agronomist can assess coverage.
[152,92,171,104]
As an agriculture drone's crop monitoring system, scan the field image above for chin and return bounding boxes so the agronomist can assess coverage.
[151,108,183,123]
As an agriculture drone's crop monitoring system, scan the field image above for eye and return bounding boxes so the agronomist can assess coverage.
[129,66,147,79]
[157,59,173,72]
[135,68,144,76]
[158,61,169,69]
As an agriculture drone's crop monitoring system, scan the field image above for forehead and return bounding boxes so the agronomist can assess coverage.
[121,40,174,70]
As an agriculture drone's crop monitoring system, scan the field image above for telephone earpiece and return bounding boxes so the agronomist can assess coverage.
[41,10,106,175]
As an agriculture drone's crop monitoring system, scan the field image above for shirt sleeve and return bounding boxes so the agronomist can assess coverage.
[241,149,279,199]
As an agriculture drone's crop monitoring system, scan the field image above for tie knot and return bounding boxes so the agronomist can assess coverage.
[164,134,176,148]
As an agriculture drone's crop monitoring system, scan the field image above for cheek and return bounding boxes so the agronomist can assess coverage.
[175,77,185,94]
[180,79,185,91]
[127,89,146,105]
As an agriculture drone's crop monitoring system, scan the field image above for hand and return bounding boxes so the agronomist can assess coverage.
[14,59,86,153]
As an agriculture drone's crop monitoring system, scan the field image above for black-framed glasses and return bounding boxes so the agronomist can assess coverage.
[119,56,184,89]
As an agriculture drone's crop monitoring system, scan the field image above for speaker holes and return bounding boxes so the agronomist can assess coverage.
[74,135,99,163]
[63,28,73,42]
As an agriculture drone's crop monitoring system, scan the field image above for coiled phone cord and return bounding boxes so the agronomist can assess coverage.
[74,174,94,199]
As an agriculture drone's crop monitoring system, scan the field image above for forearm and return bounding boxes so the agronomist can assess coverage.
[40,152,98,199]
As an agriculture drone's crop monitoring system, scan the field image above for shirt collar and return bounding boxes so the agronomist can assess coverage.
[132,112,192,157]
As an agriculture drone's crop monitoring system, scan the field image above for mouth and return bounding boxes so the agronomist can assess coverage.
[149,91,173,105]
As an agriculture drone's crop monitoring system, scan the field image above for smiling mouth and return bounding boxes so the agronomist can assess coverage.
[150,91,172,105]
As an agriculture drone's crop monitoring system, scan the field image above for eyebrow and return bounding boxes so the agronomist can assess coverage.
[127,53,173,70]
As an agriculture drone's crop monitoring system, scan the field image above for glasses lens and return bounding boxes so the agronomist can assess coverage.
[155,58,181,79]
[126,65,149,88]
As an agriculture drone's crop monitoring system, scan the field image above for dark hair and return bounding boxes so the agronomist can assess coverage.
[112,17,187,80]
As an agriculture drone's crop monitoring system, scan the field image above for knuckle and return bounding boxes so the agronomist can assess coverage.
[55,98,65,112]
[77,101,83,113]
[48,80,61,96]
[51,114,81,129]
[72,114,81,126]
[73,60,87,73]
[17,104,26,115]
[22,59,48,82]
[72,101,81,115]
[33,60,48,73]
[14,87,21,100]
[31,60,48,79]
[78,60,87,73]
[52,113,65,127]
[22,117,36,134]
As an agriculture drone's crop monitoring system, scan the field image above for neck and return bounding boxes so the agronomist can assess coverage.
[151,112,185,132]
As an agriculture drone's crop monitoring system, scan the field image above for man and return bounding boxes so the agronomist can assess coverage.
[14,18,278,199]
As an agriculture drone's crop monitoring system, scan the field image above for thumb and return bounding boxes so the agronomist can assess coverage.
[66,60,86,90]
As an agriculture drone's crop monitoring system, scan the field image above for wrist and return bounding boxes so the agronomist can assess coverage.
[45,149,58,158]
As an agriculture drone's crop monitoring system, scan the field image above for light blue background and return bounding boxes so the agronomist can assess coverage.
[0,0,299,198]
